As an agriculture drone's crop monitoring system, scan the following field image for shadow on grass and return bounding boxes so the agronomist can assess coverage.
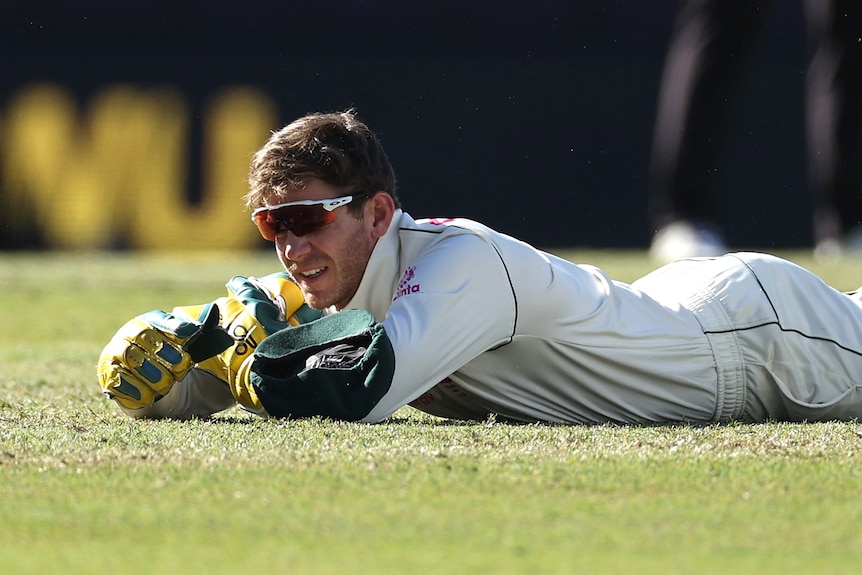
[208,411,733,430]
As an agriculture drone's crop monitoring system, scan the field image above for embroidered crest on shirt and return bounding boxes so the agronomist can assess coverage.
[395,265,421,300]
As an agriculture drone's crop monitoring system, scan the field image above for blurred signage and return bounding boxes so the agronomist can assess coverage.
[0,84,276,249]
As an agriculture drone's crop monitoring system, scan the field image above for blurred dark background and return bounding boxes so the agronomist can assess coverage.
[0,1,809,250]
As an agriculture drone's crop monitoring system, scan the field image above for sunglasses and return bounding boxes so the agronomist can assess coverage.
[251,193,368,241]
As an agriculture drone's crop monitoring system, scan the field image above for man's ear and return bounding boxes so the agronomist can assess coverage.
[367,192,396,238]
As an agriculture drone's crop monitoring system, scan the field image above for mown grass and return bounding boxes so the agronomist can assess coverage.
[1,249,861,574]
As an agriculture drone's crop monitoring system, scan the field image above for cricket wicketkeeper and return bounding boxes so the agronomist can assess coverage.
[98,110,862,425]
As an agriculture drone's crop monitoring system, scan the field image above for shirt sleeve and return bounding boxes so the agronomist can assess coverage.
[359,231,518,422]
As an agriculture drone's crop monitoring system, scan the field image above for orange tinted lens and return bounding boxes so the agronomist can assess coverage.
[253,204,335,240]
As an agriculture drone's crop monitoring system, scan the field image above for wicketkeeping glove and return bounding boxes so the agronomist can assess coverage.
[98,273,314,412]
[97,304,234,410]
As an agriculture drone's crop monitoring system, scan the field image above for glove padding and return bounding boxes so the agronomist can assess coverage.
[97,273,313,413]
[97,304,234,410]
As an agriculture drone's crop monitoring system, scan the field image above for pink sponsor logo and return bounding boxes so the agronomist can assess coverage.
[395,265,420,300]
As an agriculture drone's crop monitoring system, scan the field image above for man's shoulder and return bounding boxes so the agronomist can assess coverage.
[397,214,501,257]
[398,213,502,243]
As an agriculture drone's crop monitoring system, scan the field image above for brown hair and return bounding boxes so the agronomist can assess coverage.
[245,109,400,212]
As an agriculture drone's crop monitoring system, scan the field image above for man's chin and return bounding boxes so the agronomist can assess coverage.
[302,291,334,311]
[303,295,325,310]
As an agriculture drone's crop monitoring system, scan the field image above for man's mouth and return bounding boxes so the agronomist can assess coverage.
[296,267,325,280]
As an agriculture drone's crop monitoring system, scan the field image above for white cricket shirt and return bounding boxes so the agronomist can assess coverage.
[344,210,722,424]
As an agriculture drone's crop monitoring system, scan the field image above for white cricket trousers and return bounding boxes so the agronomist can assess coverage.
[634,253,862,423]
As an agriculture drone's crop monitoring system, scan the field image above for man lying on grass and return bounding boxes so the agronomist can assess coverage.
[98,109,862,425]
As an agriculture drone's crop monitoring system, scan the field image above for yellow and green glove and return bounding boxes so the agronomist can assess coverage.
[97,273,315,412]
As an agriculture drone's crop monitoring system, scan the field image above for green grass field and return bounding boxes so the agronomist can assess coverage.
[1,250,861,574]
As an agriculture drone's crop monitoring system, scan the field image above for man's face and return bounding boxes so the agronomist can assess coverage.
[267,179,387,310]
